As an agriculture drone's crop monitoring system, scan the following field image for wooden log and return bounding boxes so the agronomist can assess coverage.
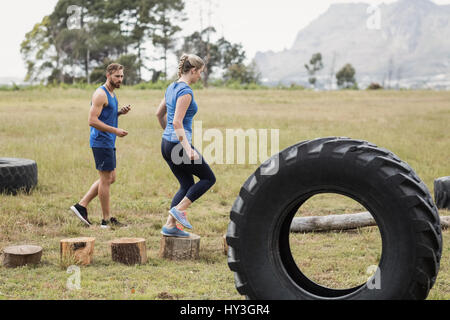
[111,238,147,265]
[223,234,228,256]
[290,212,376,233]
[60,237,95,266]
[1,245,42,268]
[441,216,450,229]
[291,212,450,233]
[159,234,201,260]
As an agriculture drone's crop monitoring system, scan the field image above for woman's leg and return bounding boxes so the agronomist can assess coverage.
[162,139,195,228]
[181,146,216,205]
[165,165,195,228]
[161,140,216,228]
[167,147,217,226]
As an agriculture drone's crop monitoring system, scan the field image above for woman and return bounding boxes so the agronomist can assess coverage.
[156,54,217,238]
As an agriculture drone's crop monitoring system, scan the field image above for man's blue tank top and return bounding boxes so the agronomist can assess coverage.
[90,86,118,148]
[163,82,198,144]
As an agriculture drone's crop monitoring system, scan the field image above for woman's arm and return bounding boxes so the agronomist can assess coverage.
[155,98,167,130]
[173,94,199,160]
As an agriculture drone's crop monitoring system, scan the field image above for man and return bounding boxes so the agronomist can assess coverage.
[70,63,131,229]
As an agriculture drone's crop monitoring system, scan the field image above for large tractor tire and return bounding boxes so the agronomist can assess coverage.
[0,158,38,195]
[227,137,442,300]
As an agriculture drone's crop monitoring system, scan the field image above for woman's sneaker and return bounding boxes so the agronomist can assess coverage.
[169,208,193,229]
[70,204,92,226]
[161,226,190,238]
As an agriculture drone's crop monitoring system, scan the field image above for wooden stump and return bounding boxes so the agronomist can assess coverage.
[111,238,147,265]
[1,245,42,268]
[223,234,228,256]
[60,237,95,266]
[435,177,450,209]
[159,234,201,260]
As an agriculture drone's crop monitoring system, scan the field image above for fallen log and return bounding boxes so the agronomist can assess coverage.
[223,234,228,256]
[441,216,450,229]
[290,212,450,233]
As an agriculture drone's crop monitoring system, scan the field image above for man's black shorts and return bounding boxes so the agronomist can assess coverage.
[92,148,116,172]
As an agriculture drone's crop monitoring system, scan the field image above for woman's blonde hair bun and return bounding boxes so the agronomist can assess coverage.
[178,54,206,78]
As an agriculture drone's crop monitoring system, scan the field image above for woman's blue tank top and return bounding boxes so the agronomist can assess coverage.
[163,82,198,144]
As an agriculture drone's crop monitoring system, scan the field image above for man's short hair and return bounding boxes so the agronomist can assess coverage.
[106,63,124,75]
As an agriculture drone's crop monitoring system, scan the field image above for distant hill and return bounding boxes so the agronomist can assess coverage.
[254,0,450,89]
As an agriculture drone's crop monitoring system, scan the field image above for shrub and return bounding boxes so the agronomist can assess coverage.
[367,83,383,90]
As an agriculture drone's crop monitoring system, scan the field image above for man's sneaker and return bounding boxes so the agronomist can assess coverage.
[101,219,110,229]
[110,217,127,228]
[70,204,92,226]
[101,217,127,229]
[169,207,193,229]
[161,226,190,238]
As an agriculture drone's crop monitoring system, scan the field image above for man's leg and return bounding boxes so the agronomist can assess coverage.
[79,179,100,208]
[98,170,116,221]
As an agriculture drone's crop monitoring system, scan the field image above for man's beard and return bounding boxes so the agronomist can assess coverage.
[110,80,121,88]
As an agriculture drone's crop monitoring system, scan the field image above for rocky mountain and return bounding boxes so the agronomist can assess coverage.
[254,0,450,89]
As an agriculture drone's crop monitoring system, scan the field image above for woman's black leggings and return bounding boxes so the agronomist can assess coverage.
[161,138,216,208]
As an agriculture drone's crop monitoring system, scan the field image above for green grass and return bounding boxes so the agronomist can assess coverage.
[0,88,449,300]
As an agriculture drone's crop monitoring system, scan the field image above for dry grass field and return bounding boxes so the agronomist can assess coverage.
[0,87,448,299]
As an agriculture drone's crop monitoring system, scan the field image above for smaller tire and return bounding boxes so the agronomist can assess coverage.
[0,158,38,195]
[435,177,450,209]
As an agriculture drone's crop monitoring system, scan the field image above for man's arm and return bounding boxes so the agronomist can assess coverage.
[89,90,128,137]
[118,105,132,117]
[155,98,167,130]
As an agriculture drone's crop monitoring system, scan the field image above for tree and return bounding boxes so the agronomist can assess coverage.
[88,53,139,85]
[151,0,185,80]
[177,28,257,86]
[336,63,357,89]
[21,16,58,83]
[217,38,246,69]
[223,61,261,85]
[104,0,154,82]
[21,0,187,84]
[177,27,221,86]
[304,53,323,88]
[117,54,142,85]
[50,0,106,83]
[218,38,260,84]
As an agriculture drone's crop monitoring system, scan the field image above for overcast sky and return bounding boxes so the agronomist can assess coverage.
[1,0,450,81]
